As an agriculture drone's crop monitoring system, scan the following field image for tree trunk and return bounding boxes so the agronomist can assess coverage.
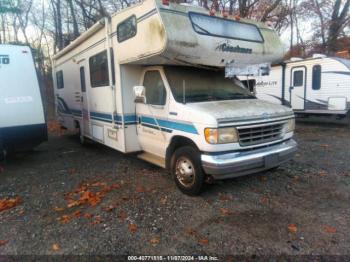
[67,0,79,38]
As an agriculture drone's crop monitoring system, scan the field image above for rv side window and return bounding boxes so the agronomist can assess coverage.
[117,15,137,43]
[56,70,64,89]
[293,70,304,87]
[312,65,321,90]
[89,50,109,87]
[143,71,166,106]
[80,67,86,92]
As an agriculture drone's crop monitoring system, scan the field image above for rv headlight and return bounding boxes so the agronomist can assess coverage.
[284,118,295,133]
[204,127,238,144]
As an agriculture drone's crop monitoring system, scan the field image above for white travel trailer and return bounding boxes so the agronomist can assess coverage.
[0,45,47,159]
[240,55,350,117]
[52,0,297,195]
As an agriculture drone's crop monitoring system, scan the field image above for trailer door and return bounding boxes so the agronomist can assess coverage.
[290,67,306,110]
[136,69,168,157]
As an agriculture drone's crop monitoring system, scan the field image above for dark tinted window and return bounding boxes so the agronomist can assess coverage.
[56,70,64,89]
[312,65,321,90]
[117,15,137,43]
[293,70,304,87]
[89,50,109,87]
[143,71,166,105]
[80,67,86,92]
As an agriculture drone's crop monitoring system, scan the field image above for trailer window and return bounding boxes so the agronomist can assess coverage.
[293,70,304,87]
[56,70,64,89]
[189,12,263,43]
[312,65,321,90]
[117,15,137,43]
[80,67,86,92]
[89,50,109,87]
[143,71,166,106]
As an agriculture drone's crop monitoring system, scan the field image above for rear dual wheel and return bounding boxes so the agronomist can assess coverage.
[171,146,205,196]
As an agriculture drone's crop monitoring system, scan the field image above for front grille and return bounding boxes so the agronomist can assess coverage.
[237,123,284,146]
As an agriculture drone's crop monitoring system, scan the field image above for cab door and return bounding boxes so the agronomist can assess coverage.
[136,69,169,157]
[290,67,306,110]
[79,65,91,137]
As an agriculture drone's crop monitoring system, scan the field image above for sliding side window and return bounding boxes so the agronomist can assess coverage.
[56,70,64,89]
[312,65,321,90]
[89,50,109,87]
[117,15,137,43]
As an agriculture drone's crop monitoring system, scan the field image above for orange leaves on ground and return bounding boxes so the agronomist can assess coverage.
[58,215,72,224]
[128,223,138,234]
[135,185,146,193]
[160,196,167,205]
[149,236,160,246]
[47,121,66,136]
[323,225,337,234]
[198,238,209,245]
[56,180,122,224]
[219,208,232,216]
[54,207,64,212]
[288,224,298,234]
[260,196,269,205]
[185,228,209,245]
[0,197,22,212]
[0,240,8,246]
[52,243,60,251]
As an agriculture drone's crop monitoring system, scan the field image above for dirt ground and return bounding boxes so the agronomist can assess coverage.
[0,118,350,256]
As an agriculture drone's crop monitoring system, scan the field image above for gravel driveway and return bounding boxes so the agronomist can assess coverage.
[0,119,349,256]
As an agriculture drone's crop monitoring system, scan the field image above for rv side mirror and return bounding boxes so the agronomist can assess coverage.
[133,85,146,103]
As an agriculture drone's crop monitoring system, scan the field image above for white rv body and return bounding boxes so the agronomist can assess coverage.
[240,55,350,117]
[52,0,297,194]
[0,45,47,157]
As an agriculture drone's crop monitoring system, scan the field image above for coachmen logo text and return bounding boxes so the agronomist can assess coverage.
[0,55,10,65]
[215,42,252,54]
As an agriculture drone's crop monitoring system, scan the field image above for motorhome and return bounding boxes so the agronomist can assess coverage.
[0,45,47,159]
[239,55,350,117]
[52,0,297,195]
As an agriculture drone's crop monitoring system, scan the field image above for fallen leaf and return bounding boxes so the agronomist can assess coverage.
[52,243,60,251]
[185,228,197,236]
[259,176,268,181]
[72,211,82,217]
[67,200,81,208]
[260,196,269,205]
[54,207,65,212]
[58,215,71,224]
[0,197,22,212]
[118,211,128,221]
[83,213,94,219]
[128,223,138,234]
[160,196,167,205]
[135,185,146,193]
[288,224,298,234]
[149,236,160,245]
[324,225,337,234]
[198,238,209,245]
[219,208,232,216]
[0,240,8,246]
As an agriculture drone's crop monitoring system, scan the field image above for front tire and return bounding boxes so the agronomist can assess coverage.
[171,146,205,196]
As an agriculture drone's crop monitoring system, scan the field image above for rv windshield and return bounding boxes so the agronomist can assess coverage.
[164,66,255,103]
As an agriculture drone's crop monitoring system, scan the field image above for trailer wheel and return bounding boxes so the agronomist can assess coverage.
[171,146,205,196]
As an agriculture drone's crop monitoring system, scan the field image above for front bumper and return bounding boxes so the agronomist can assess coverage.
[201,139,297,180]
